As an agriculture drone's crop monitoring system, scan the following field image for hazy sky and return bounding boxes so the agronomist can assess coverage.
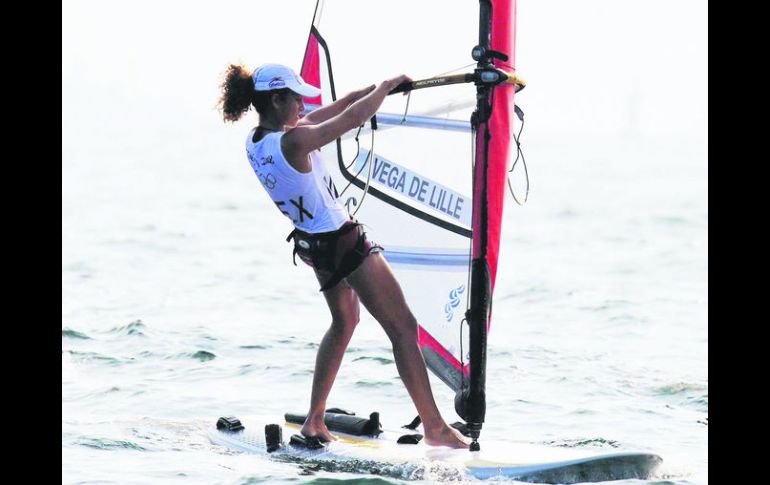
[63,0,707,144]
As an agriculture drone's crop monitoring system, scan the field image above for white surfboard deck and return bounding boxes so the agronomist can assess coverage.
[208,416,661,482]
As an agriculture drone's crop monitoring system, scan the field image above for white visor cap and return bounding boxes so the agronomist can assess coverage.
[252,63,321,98]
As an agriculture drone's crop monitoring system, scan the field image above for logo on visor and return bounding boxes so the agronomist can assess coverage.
[268,77,286,88]
[298,240,311,250]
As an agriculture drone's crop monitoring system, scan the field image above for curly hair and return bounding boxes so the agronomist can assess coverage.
[218,64,293,123]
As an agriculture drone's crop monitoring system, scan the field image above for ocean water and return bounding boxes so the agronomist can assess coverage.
[62,124,707,484]
[63,2,707,483]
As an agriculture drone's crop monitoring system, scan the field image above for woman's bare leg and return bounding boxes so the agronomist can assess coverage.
[345,253,469,448]
[300,276,360,442]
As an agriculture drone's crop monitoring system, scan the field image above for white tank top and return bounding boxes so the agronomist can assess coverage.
[245,129,350,233]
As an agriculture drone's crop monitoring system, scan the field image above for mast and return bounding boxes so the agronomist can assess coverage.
[457,0,515,452]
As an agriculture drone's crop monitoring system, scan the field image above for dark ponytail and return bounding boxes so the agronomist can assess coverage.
[218,64,254,123]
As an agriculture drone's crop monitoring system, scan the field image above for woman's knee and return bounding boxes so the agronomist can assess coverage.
[330,299,360,336]
[322,279,360,334]
[380,313,418,344]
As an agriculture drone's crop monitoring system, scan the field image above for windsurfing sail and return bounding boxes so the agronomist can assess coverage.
[300,0,521,447]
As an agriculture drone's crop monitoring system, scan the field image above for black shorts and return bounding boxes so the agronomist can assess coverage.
[287,221,382,291]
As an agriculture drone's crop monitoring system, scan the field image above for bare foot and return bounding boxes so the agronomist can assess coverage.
[424,424,471,448]
[300,415,338,443]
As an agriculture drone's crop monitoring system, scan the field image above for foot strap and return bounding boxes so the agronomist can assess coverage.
[289,434,326,450]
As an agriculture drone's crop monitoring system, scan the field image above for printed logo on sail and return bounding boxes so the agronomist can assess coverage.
[444,284,466,322]
[351,150,471,226]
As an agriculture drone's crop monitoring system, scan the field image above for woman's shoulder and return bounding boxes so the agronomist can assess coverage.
[279,126,304,152]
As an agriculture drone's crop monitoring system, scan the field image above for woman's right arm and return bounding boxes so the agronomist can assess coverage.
[282,75,410,162]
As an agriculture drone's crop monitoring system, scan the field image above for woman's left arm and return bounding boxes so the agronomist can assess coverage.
[298,84,376,126]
